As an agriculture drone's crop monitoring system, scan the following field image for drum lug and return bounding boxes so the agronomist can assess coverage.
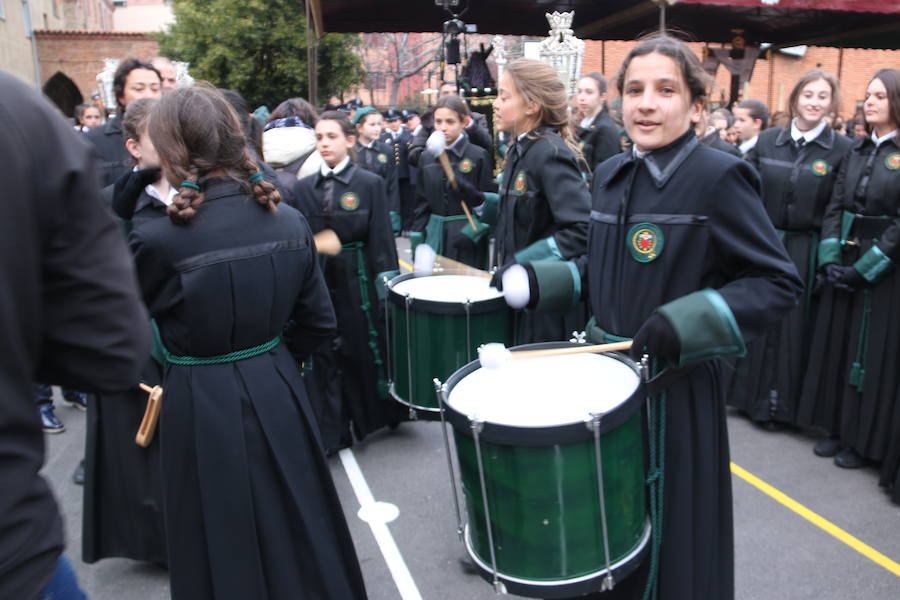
[570,330,587,344]
[601,573,615,592]
[640,354,651,382]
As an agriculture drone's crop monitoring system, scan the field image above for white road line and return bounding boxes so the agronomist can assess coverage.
[338,448,424,600]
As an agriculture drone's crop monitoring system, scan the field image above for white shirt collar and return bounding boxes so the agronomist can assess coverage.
[872,129,898,146]
[738,135,758,154]
[144,183,176,206]
[447,132,467,153]
[790,119,827,145]
[632,146,649,159]
[321,156,351,177]
[361,139,376,149]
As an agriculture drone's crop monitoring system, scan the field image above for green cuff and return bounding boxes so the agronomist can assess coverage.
[409,231,425,255]
[818,237,841,268]
[854,245,893,283]
[480,192,500,227]
[375,270,400,301]
[514,236,563,263]
[530,261,581,313]
[460,217,490,244]
[390,211,401,234]
[656,289,746,367]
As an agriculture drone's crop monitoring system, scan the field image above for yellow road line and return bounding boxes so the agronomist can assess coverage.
[731,462,900,577]
[399,259,412,272]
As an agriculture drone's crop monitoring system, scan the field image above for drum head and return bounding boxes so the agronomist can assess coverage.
[391,274,502,303]
[447,352,640,428]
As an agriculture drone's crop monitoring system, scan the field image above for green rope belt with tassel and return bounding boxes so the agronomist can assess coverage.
[343,241,389,398]
[162,336,281,366]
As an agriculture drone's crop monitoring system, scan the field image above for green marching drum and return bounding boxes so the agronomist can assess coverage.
[437,342,650,598]
[386,272,512,419]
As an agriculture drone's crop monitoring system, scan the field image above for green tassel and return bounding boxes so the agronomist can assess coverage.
[849,362,861,389]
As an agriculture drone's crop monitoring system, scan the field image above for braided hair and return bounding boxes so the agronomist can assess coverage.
[148,85,280,224]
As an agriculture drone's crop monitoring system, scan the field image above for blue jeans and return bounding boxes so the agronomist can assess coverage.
[38,556,87,600]
[33,384,86,407]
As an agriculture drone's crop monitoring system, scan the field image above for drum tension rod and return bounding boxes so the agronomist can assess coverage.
[587,412,616,592]
[471,417,506,594]
[434,378,464,540]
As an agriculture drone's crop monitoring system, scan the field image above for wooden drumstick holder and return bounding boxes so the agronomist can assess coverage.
[135,382,163,447]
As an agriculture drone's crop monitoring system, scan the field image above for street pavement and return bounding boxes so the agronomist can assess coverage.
[42,384,900,600]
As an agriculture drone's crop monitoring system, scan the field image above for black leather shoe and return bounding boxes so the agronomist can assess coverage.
[72,459,85,485]
[834,447,866,469]
[761,420,786,432]
[814,437,841,457]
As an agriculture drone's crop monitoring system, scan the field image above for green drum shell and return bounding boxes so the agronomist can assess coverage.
[443,344,649,594]
[455,415,646,582]
[388,274,511,415]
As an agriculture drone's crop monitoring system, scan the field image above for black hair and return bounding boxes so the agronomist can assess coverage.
[737,99,770,130]
[616,34,712,104]
[113,58,161,114]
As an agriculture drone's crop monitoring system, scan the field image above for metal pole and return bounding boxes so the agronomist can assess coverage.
[23,0,42,90]
[306,0,317,106]
[659,5,666,33]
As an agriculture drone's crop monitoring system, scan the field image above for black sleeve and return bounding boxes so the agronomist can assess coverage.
[412,162,431,232]
[538,142,591,259]
[820,152,850,241]
[23,100,151,392]
[710,160,803,344]
[590,124,621,167]
[408,125,430,167]
[283,218,337,360]
[467,120,494,160]
[477,148,496,193]
[366,177,400,274]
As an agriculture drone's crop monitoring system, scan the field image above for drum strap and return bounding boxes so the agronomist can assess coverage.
[643,359,666,600]
[343,242,389,398]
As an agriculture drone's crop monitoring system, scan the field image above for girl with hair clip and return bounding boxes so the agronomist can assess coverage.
[499,35,801,600]
[411,94,496,268]
[352,106,402,234]
[83,97,169,567]
[799,69,900,486]
[129,88,366,600]
[575,72,622,174]
[291,111,403,454]
[728,70,853,430]
[489,58,592,343]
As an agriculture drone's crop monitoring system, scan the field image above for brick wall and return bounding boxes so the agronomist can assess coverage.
[35,30,160,102]
[583,40,900,120]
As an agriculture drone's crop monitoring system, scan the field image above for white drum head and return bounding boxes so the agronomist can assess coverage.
[447,353,640,427]
[392,274,502,303]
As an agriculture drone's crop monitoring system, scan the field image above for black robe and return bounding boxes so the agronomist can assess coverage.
[355,139,401,225]
[291,164,403,452]
[496,126,591,342]
[798,134,900,498]
[129,178,366,600]
[0,72,150,600]
[575,131,801,599]
[85,117,131,188]
[576,108,621,172]
[83,186,169,565]
[413,136,494,267]
[728,125,852,424]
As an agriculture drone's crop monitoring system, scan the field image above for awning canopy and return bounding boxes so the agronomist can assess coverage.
[314,0,900,49]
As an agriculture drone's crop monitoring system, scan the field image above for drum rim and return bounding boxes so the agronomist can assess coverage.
[441,341,646,446]
[386,271,508,315]
[462,519,651,597]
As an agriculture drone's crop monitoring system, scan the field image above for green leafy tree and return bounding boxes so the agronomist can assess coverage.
[156,0,364,108]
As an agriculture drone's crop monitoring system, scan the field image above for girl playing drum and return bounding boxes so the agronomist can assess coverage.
[292,111,403,453]
[411,94,496,268]
[503,35,801,599]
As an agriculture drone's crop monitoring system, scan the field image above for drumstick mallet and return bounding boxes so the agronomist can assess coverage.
[425,130,479,232]
[478,341,634,368]
[135,382,163,447]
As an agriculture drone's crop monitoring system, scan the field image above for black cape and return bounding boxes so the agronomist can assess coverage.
[291,164,404,452]
[576,108,621,172]
[85,117,132,188]
[728,125,852,424]
[576,131,801,599]
[130,178,366,600]
[496,126,591,342]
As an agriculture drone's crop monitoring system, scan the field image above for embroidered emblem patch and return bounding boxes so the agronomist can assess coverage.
[340,192,360,211]
[811,159,829,177]
[459,158,474,173]
[513,170,527,195]
[885,153,900,171]
[377,153,388,165]
[627,223,664,263]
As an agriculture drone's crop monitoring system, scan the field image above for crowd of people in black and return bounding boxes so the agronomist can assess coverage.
[3,34,899,600]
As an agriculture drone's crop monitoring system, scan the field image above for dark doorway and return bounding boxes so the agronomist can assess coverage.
[43,72,83,119]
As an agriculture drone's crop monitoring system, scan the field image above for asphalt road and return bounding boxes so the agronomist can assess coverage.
[42,387,900,600]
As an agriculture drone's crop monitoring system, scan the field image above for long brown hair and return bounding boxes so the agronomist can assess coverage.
[122,97,157,166]
[148,85,280,224]
[434,94,471,120]
[503,58,583,162]
[317,110,359,163]
[870,69,900,132]
[788,69,841,123]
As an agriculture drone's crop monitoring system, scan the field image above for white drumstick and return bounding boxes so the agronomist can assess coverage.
[478,340,634,369]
